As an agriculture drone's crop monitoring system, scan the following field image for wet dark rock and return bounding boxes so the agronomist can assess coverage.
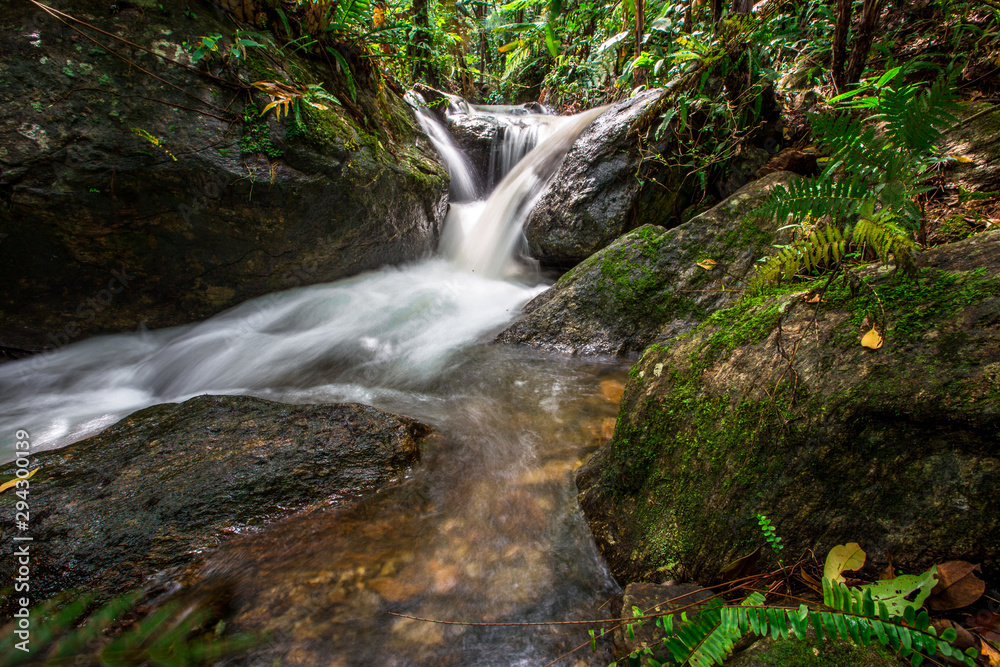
[496,172,796,356]
[577,230,1000,586]
[522,85,782,268]
[613,582,712,659]
[522,89,670,267]
[0,0,448,352]
[0,395,428,606]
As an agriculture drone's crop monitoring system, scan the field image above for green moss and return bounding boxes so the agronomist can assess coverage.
[597,227,705,324]
[823,267,1000,346]
[239,104,281,158]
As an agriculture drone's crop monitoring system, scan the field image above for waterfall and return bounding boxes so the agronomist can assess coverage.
[0,95,624,666]
[410,101,479,202]
[442,106,607,278]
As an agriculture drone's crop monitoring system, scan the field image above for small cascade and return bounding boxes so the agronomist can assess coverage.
[409,99,479,202]
[488,119,548,189]
[442,105,607,278]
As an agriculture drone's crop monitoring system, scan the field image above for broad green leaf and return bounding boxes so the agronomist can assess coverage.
[859,566,938,618]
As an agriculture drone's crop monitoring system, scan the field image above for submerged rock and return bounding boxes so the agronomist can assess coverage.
[0,0,448,352]
[577,230,1000,585]
[0,395,428,605]
[496,172,795,355]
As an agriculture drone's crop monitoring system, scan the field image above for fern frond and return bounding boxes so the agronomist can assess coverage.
[748,225,848,294]
[876,78,959,156]
[639,582,976,667]
[853,210,916,272]
[755,177,868,227]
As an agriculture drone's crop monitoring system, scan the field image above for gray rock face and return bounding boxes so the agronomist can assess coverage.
[940,101,1000,193]
[0,0,448,352]
[522,89,669,267]
[496,172,796,355]
[0,395,428,607]
[577,230,1000,586]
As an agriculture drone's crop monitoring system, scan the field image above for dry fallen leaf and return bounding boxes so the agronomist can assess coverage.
[931,620,977,650]
[982,640,1000,667]
[928,561,986,610]
[0,468,39,493]
[798,566,823,594]
[696,258,717,271]
[824,543,867,583]
[861,327,884,350]
[968,611,1000,642]
[804,293,821,304]
[951,155,975,164]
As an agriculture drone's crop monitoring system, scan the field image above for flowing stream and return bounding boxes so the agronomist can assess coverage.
[0,101,626,665]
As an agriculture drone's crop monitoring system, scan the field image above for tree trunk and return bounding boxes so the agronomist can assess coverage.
[634,0,647,87]
[408,0,437,87]
[831,0,852,91]
[845,0,887,86]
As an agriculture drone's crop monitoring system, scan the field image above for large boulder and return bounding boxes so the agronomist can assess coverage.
[522,89,670,267]
[577,230,1000,585]
[496,172,796,355]
[940,102,1000,194]
[0,0,448,352]
[0,395,428,606]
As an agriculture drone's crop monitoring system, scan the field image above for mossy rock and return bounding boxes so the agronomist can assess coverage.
[577,230,1000,586]
[724,635,899,667]
[497,171,796,355]
[0,0,448,351]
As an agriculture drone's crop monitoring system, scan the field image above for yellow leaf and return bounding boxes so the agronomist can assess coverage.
[696,258,717,270]
[0,467,40,493]
[824,542,867,583]
[982,640,1000,667]
[951,155,974,164]
[861,327,884,350]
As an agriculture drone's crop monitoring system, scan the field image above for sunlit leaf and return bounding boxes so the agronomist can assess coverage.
[861,327,884,349]
[824,543,866,583]
[696,258,717,270]
[859,566,938,618]
[0,467,39,493]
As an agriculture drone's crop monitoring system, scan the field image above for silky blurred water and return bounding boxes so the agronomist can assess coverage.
[0,105,623,665]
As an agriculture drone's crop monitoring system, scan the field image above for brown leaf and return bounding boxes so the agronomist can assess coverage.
[931,620,977,650]
[798,566,823,594]
[928,561,985,610]
[861,327,883,350]
[803,293,821,303]
[720,547,760,584]
[696,258,717,271]
[967,610,1000,642]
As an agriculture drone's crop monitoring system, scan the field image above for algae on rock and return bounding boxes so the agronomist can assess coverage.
[577,230,1000,586]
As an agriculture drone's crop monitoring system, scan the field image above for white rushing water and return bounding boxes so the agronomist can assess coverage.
[0,96,621,667]
[0,102,606,462]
